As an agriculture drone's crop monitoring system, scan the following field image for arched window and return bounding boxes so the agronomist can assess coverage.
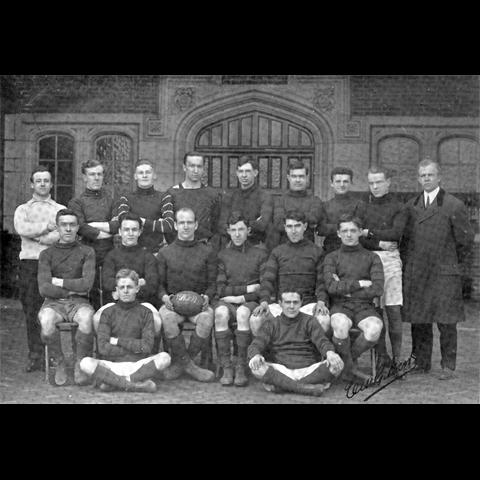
[377,136,421,191]
[95,134,133,198]
[438,137,480,193]
[38,134,74,206]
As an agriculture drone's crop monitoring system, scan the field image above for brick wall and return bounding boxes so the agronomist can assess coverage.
[3,75,159,114]
[351,75,479,117]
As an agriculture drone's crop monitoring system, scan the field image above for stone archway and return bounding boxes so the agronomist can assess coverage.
[174,90,334,198]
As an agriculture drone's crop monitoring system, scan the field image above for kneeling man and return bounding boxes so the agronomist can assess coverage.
[248,290,344,397]
[79,269,171,393]
[323,214,384,381]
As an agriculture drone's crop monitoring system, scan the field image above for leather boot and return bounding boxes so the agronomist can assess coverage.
[44,330,67,386]
[215,330,234,386]
[130,360,158,383]
[263,367,327,397]
[185,332,214,382]
[74,331,93,385]
[162,334,188,380]
[234,330,251,387]
[332,336,353,379]
[92,364,157,393]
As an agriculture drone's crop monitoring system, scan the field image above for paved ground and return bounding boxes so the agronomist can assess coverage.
[1,297,479,404]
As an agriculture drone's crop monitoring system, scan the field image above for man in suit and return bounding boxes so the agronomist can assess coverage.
[401,159,474,380]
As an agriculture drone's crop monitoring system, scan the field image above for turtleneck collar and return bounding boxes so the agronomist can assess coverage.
[117,300,139,309]
[85,188,104,197]
[239,183,258,195]
[340,243,362,252]
[174,238,198,247]
[286,238,309,247]
[229,240,251,253]
[280,312,302,324]
[136,185,155,195]
[369,192,392,204]
[287,189,308,198]
[335,191,354,201]
[32,193,52,202]
[119,243,142,252]
[55,240,80,249]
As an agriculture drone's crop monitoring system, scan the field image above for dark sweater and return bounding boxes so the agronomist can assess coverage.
[38,241,96,299]
[217,241,269,302]
[157,239,217,301]
[273,189,323,243]
[259,238,328,306]
[115,186,174,252]
[166,183,222,242]
[68,188,119,263]
[360,193,408,251]
[218,184,273,244]
[323,244,384,305]
[102,244,159,304]
[97,301,154,362]
[247,312,335,369]
[317,192,366,254]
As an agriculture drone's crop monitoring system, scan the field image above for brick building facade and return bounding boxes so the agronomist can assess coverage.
[1,75,479,296]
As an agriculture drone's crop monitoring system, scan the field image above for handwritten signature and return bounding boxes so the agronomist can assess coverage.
[345,356,416,402]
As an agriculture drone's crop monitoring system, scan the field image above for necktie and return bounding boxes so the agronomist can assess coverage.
[425,195,431,209]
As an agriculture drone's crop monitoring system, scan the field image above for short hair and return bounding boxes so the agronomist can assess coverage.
[237,155,258,171]
[56,208,78,225]
[330,167,353,182]
[226,211,249,228]
[175,207,196,222]
[119,212,143,229]
[418,158,441,173]
[81,159,103,174]
[337,213,363,230]
[367,165,392,179]
[279,290,303,302]
[284,210,306,224]
[30,166,52,183]
[183,151,204,165]
[134,159,155,170]
[115,268,139,285]
[287,159,309,176]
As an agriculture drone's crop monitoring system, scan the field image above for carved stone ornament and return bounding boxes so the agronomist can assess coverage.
[313,85,335,113]
[146,118,163,136]
[174,87,195,112]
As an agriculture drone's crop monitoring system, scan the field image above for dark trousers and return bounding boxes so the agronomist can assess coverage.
[18,260,45,360]
[411,323,457,371]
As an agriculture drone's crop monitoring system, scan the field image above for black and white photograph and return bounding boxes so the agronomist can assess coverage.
[0,74,478,404]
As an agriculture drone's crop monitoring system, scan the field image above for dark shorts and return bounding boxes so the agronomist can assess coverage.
[215,300,258,326]
[41,297,94,322]
[330,302,380,327]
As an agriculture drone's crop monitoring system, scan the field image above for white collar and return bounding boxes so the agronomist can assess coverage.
[424,187,440,202]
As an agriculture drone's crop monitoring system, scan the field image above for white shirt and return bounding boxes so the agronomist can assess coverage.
[13,194,66,260]
[424,187,440,208]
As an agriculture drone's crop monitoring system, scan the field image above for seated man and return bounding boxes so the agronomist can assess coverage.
[323,214,384,382]
[215,212,268,387]
[248,290,344,397]
[253,210,330,335]
[93,213,161,343]
[79,269,171,393]
[37,209,96,386]
[157,207,217,383]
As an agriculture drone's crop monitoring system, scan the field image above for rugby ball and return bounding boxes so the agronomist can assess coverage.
[171,291,204,317]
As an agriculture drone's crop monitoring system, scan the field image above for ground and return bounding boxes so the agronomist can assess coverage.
[1,297,479,404]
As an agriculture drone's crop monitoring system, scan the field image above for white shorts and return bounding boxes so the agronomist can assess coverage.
[97,354,161,377]
[267,360,330,382]
[374,250,403,307]
[268,302,317,317]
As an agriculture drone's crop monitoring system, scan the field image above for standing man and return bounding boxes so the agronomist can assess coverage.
[254,210,331,335]
[37,209,96,386]
[157,208,217,383]
[218,155,273,249]
[115,159,174,254]
[166,151,222,249]
[68,159,119,310]
[360,166,408,372]
[401,159,474,380]
[214,212,268,387]
[317,167,365,255]
[271,159,323,248]
[13,166,65,372]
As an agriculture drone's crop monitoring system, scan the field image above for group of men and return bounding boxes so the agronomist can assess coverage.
[14,151,474,397]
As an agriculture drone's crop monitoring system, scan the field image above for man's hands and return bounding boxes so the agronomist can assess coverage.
[201,295,210,311]
[162,294,174,310]
[138,278,146,288]
[326,351,344,376]
[51,277,63,287]
[359,280,372,288]
[109,337,118,345]
[253,301,269,317]
[47,221,57,232]
[249,354,266,372]
[313,300,329,316]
